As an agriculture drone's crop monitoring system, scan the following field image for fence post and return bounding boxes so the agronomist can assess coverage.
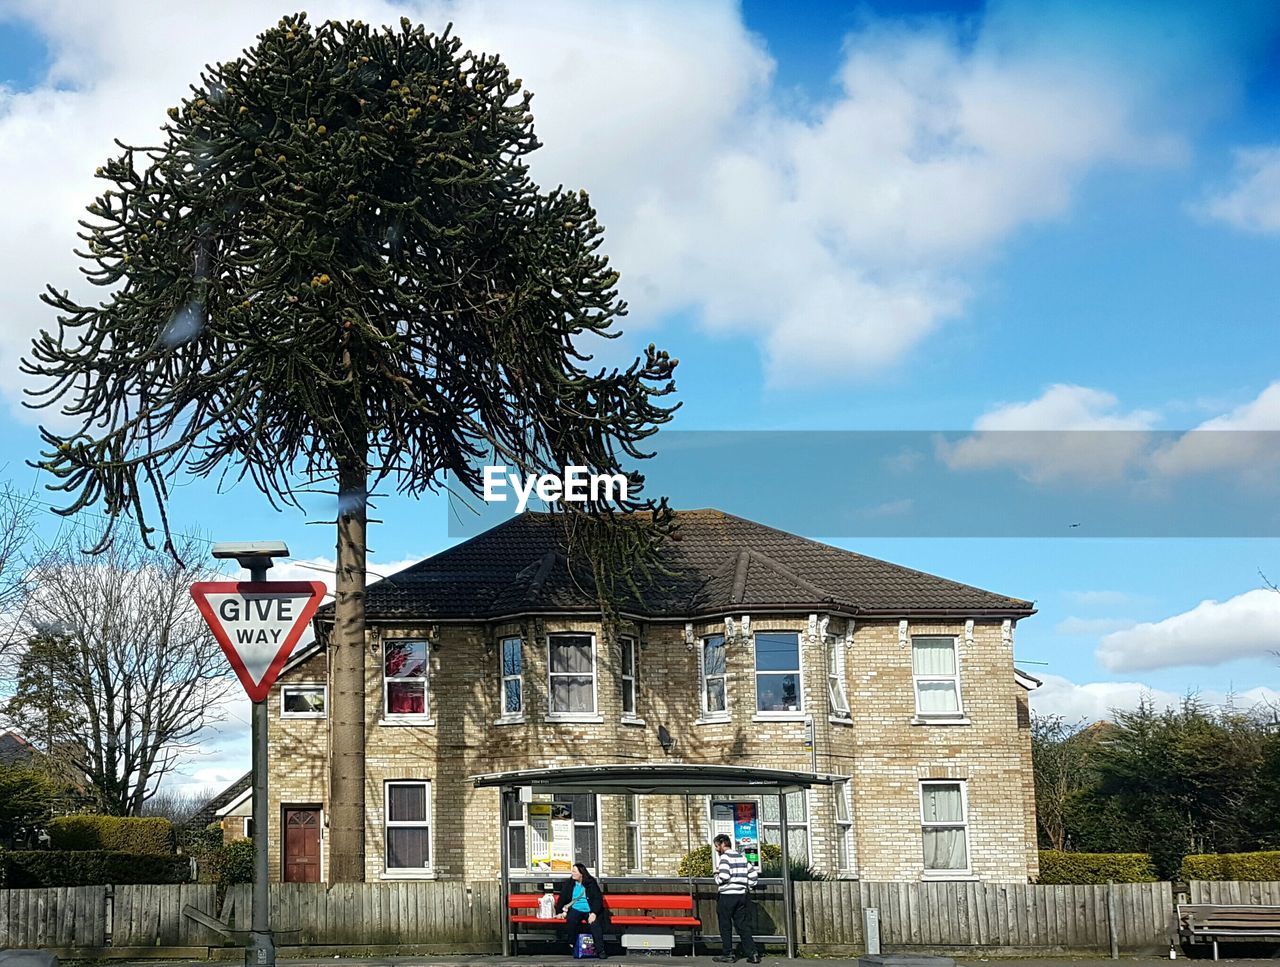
[1106,881,1119,960]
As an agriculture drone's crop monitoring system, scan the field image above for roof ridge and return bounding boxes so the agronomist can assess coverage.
[746,548,841,604]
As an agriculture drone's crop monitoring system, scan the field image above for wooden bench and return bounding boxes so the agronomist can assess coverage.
[1178,903,1280,960]
[509,893,701,953]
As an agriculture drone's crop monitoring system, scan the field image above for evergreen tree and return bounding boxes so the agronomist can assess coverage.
[24,14,678,877]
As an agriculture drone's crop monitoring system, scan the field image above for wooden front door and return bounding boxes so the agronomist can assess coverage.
[283,808,321,882]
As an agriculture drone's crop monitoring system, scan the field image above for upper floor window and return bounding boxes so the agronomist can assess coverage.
[827,640,849,718]
[912,636,962,718]
[620,636,638,718]
[755,631,802,713]
[500,636,523,718]
[920,780,969,874]
[548,633,595,717]
[699,634,727,717]
[281,683,327,719]
[385,780,432,874]
[384,640,428,717]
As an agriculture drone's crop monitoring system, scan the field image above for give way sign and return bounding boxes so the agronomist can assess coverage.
[191,581,327,702]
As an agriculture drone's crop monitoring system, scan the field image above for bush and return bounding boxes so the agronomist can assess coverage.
[1037,850,1156,884]
[1181,851,1280,881]
[217,838,256,887]
[0,850,190,887]
[678,843,782,878]
[48,815,175,854]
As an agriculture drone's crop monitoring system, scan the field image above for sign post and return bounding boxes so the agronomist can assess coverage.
[192,542,324,967]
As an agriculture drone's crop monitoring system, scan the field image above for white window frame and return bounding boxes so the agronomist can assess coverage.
[698,634,729,722]
[919,780,971,877]
[754,630,804,717]
[497,635,524,723]
[383,780,433,877]
[827,639,850,719]
[620,636,640,722]
[506,794,603,875]
[547,633,600,722]
[761,790,812,865]
[281,682,327,719]
[624,795,642,874]
[382,639,432,724]
[911,635,966,722]
[833,780,855,875]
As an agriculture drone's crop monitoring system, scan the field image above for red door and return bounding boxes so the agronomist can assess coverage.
[283,808,321,882]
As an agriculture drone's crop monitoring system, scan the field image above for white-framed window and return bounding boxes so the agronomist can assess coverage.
[827,640,849,718]
[624,795,642,873]
[384,639,429,717]
[506,794,601,873]
[385,780,432,873]
[548,633,596,717]
[700,634,728,716]
[920,780,969,874]
[834,781,855,873]
[762,791,810,864]
[755,631,803,713]
[620,636,638,718]
[912,636,963,718]
[500,636,523,718]
[281,683,327,718]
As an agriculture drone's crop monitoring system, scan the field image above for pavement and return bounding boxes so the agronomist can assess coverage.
[62,957,1280,967]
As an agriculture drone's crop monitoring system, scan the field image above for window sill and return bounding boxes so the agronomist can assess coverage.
[921,871,977,881]
[545,714,604,724]
[379,716,435,727]
[752,712,806,723]
[829,715,853,726]
[381,870,437,880]
[281,713,326,720]
[911,716,971,727]
[620,715,646,727]
[694,715,731,726]
[494,715,526,726]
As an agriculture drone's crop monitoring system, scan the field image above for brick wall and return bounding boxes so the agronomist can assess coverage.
[266,613,1037,884]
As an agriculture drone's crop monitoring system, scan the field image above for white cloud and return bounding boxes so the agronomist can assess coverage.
[1030,672,1280,722]
[1054,616,1136,637]
[1096,587,1280,672]
[939,384,1157,482]
[0,0,1201,405]
[1151,380,1280,476]
[1199,146,1280,234]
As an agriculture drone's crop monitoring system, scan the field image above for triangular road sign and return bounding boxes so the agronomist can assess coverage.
[191,581,327,702]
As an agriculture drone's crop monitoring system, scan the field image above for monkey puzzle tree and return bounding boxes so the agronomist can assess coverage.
[24,13,678,880]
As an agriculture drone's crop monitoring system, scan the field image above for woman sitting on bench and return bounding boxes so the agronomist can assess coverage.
[557,862,610,959]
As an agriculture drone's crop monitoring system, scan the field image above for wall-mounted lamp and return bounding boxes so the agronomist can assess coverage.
[657,724,677,755]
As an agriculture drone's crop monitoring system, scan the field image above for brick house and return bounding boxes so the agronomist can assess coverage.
[266,509,1039,885]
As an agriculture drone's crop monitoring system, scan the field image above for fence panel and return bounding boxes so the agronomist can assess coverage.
[1190,880,1280,905]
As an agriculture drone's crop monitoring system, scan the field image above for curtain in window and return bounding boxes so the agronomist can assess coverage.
[550,636,594,712]
[922,827,967,870]
[912,638,956,674]
[388,828,430,868]
[917,681,959,713]
[389,784,426,822]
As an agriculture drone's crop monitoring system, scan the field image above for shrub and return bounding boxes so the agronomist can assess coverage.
[1181,851,1280,881]
[678,843,782,878]
[218,838,256,887]
[0,850,190,887]
[48,815,175,854]
[1037,850,1156,884]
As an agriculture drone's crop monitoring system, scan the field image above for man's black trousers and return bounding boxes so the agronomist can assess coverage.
[717,894,758,958]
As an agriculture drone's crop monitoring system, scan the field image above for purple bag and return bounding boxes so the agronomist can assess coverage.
[574,932,598,959]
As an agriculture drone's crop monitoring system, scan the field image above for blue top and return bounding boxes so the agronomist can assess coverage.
[571,883,590,913]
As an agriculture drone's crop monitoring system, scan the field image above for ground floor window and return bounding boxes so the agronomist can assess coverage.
[507,793,600,873]
[385,780,432,873]
[624,795,641,873]
[762,791,810,864]
[834,781,854,873]
[920,780,969,873]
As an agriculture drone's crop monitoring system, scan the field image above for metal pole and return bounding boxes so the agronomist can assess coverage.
[779,788,795,959]
[248,560,274,967]
[500,787,512,957]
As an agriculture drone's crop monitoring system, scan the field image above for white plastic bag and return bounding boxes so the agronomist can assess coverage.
[537,893,557,919]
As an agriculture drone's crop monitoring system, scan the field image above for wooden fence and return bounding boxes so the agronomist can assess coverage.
[1,878,1270,956]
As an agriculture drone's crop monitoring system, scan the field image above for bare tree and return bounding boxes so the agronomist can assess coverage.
[0,482,40,658]
[5,528,233,815]
[1031,712,1092,851]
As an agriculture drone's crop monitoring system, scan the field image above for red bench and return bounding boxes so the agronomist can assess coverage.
[508,893,701,950]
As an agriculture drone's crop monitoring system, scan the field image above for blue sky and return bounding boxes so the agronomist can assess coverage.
[1,0,1279,791]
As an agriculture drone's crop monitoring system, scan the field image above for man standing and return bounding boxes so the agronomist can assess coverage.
[712,833,760,963]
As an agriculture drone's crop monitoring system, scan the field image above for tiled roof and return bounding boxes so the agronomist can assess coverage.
[0,731,34,766]
[331,509,1033,621]
[187,771,252,832]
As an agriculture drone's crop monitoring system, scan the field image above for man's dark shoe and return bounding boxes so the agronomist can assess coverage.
[747,956,762,964]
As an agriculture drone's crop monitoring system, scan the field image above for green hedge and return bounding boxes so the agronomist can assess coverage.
[677,843,782,878]
[47,815,175,854]
[1037,850,1156,884]
[0,850,190,887]
[1181,851,1280,881]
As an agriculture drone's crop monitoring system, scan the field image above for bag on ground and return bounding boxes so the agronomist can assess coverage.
[574,933,598,959]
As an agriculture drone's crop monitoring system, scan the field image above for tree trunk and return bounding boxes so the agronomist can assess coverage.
[328,457,368,881]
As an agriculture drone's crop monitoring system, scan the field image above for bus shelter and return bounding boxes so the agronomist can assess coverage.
[472,763,842,958]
